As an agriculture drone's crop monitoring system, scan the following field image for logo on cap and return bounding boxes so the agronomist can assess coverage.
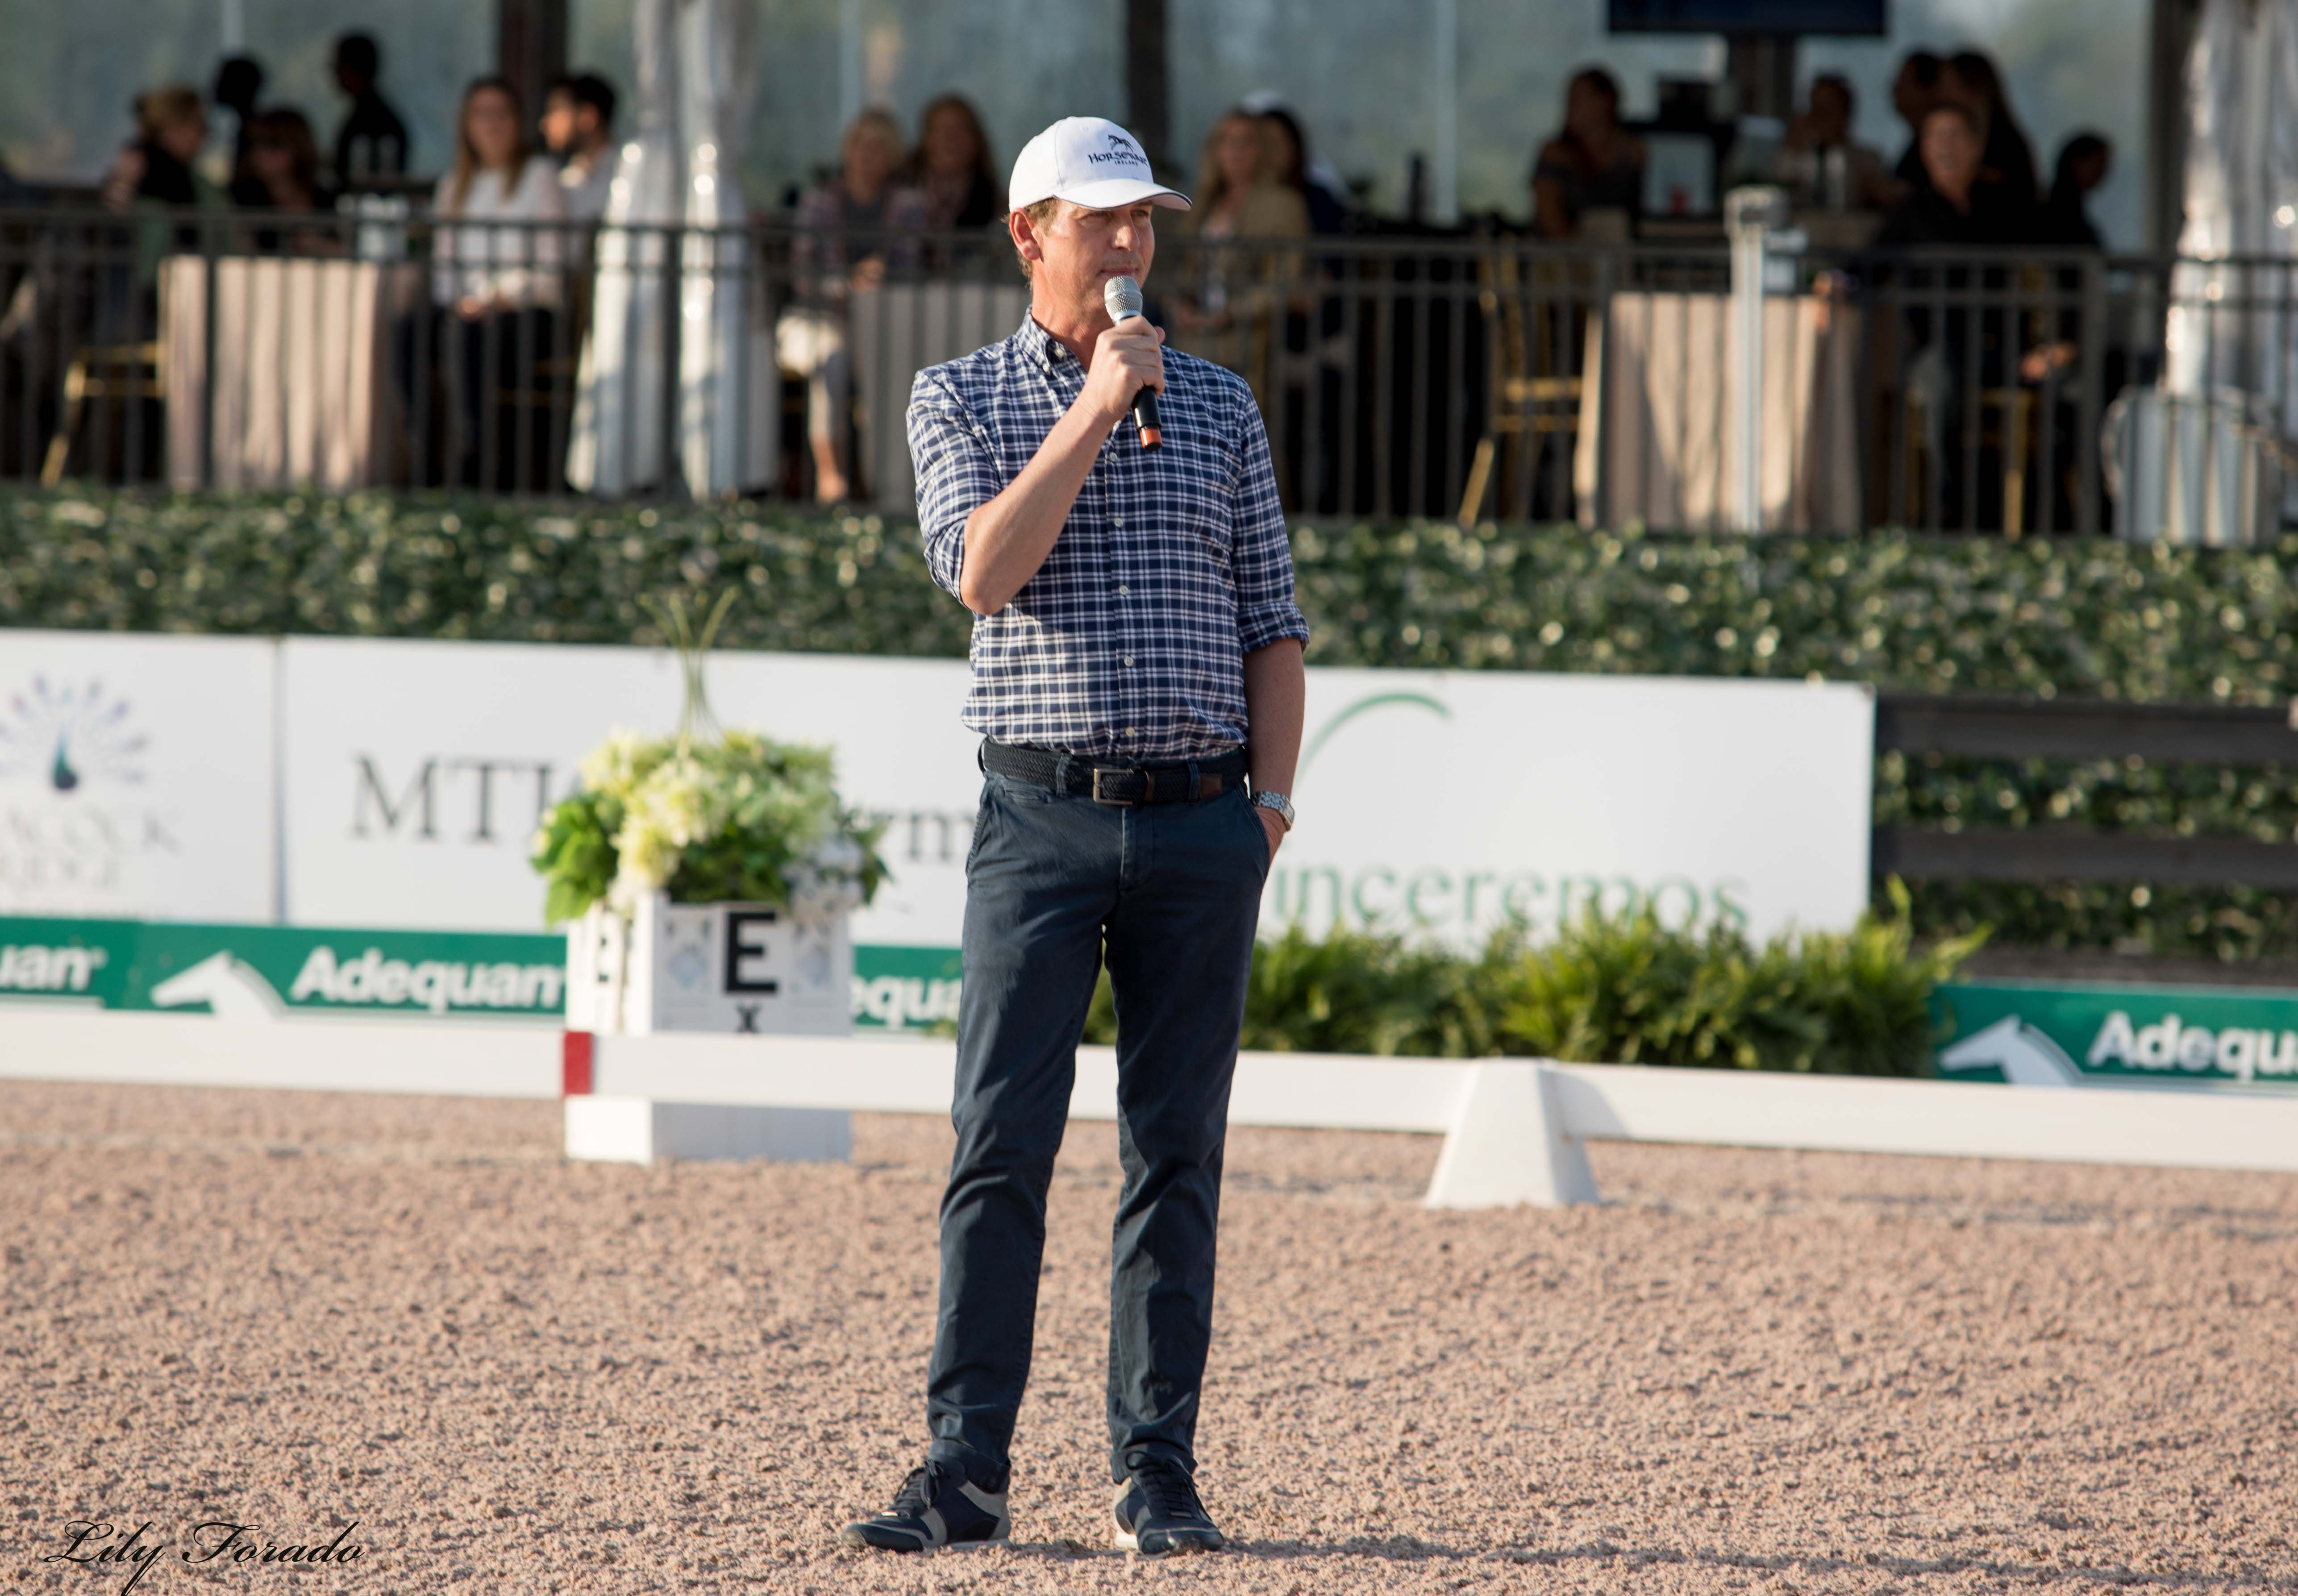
[1086,132,1145,169]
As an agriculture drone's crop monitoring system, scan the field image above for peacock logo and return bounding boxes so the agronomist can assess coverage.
[0,676,149,795]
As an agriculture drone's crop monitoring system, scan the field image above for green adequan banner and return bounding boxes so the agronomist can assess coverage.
[1934,980,2298,1089]
[0,917,955,1031]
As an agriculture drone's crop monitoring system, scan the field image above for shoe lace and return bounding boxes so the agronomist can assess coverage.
[887,1463,942,1518]
[1132,1459,1205,1523]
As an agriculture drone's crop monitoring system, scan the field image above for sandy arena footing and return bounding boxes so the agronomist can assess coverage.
[3,1076,2294,1593]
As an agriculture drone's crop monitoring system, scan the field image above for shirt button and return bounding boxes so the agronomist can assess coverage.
[1112,517,1124,528]
[1122,655,1134,667]
[1125,727,1138,737]
[1117,584,1129,596]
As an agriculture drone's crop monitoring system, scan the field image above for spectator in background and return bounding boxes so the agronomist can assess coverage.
[541,73,620,222]
[1942,50,2039,204]
[779,108,924,502]
[1530,68,1644,239]
[98,87,224,299]
[1779,75,1890,211]
[1876,102,2025,248]
[1251,102,1349,235]
[432,76,565,489]
[1889,51,1944,193]
[1873,101,2031,527]
[100,87,214,211]
[333,32,408,188]
[1169,107,1308,400]
[2043,132,2112,249]
[906,95,1000,231]
[213,55,265,191]
[236,108,340,251]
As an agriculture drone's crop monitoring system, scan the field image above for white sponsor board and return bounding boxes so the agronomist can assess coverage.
[279,638,979,943]
[0,630,276,922]
[280,637,1872,948]
[1283,669,1873,944]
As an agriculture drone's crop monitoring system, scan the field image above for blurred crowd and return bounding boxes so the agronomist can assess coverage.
[1527,47,2112,251]
[49,38,2117,510]
[89,34,2113,274]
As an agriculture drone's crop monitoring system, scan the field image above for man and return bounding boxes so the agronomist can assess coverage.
[212,54,265,195]
[541,73,619,222]
[1889,50,1944,193]
[1778,74,1890,212]
[841,116,1307,1559]
[330,32,407,189]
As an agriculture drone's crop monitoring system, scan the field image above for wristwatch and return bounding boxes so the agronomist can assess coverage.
[1251,790,1296,831]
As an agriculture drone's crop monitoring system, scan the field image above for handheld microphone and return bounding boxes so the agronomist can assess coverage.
[1102,275,1163,451]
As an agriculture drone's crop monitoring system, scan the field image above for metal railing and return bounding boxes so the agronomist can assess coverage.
[3,203,2290,536]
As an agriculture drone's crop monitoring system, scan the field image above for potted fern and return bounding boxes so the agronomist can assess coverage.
[533,593,886,1034]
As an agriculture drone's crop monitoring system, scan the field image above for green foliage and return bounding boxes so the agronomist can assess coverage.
[529,728,885,925]
[0,487,972,656]
[1083,885,1983,1072]
[1492,880,1986,1074]
[13,486,2298,955]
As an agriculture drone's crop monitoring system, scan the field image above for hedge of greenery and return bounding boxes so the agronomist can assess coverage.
[1082,887,1984,1072]
[10,486,2298,958]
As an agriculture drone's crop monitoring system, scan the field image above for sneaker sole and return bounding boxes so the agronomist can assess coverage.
[1114,1526,1224,1558]
[842,1527,1010,1555]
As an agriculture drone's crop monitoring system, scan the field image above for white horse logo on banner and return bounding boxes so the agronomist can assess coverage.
[150,952,286,1023]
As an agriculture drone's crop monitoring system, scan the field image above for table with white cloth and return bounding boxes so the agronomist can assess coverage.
[848,281,1031,511]
[1574,290,1864,533]
[163,256,422,491]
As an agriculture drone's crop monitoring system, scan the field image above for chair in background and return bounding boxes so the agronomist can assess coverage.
[1460,246,1583,526]
[1904,384,2038,534]
[43,340,163,485]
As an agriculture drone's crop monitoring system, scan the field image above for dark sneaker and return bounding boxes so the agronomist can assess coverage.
[841,1461,1010,1553]
[1112,1459,1224,1557]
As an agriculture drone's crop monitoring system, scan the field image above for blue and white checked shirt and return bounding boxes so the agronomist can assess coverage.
[908,313,1311,760]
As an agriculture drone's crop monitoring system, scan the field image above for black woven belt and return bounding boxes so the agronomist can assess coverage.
[980,738,1248,806]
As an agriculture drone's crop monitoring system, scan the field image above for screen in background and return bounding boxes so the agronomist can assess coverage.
[1608,0,1888,34]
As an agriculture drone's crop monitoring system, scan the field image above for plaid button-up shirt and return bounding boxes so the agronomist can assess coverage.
[908,313,1310,760]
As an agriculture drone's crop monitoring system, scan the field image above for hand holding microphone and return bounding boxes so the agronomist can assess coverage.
[1098,274,1165,451]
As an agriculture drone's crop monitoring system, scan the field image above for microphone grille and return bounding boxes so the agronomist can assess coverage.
[1103,275,1143,318]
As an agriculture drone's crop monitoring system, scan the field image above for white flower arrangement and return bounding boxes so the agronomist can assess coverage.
[529,592,885,925]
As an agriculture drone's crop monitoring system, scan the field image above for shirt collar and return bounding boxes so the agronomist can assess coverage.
[1013,312,1072,376]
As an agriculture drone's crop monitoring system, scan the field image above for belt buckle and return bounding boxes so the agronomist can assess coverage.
[1091,766,1144,806]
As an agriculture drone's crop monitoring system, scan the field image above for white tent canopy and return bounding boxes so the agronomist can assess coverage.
[567,0,769,497]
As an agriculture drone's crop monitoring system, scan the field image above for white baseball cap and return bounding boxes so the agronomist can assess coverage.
[1007,116,1191,214]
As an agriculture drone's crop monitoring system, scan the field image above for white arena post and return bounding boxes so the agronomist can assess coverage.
[1423,1063,1600,1209]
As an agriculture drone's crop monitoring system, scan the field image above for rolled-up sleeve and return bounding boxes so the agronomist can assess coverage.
[1228,385,1311,654]
[907,370,999,601]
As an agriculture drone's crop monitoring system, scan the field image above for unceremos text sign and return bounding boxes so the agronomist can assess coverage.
[1936,979,2298,1089]
[0,916,957,1031]
[279,638,1873,948]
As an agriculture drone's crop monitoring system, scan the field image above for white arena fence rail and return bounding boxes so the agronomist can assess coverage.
[6,1009,2298,1208]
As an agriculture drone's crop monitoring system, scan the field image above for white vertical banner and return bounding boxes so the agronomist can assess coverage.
[277,638,982,943]
[280,638,682,933]
[0,629,277,922]
[1278,670,1874,945]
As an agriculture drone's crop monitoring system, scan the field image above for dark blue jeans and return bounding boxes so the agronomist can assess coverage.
[926,764,1270,1486]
